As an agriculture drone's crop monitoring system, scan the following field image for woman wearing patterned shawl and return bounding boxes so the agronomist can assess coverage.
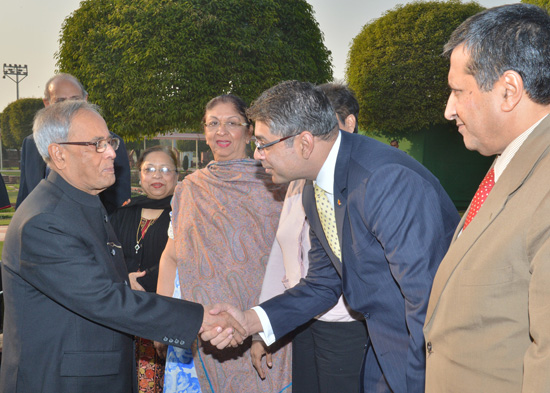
[157,94,291,393]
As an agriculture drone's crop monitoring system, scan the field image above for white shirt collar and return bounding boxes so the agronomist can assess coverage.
[314,131,341,195]
[494,114,548,182]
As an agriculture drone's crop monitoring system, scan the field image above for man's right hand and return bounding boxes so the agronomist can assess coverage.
[199,304,247,349]
[200,303,263,349]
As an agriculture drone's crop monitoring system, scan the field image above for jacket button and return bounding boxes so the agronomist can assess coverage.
[364,313,370,319]
[427,341,433,353]
[104,215,109,223]
[111,249,116,256]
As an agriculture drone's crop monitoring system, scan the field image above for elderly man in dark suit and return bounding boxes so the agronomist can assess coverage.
[16,73,131,214]
[207,80,459,392]
[0,100,243,393]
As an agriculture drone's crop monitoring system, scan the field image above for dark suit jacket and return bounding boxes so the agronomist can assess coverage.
[261,132,459,393]
[16,134,131,214]
[16,135,45,209]
[1,171,203,393]
[0,175,10,210]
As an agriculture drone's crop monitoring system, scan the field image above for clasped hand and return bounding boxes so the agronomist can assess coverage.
[199,303,248,349]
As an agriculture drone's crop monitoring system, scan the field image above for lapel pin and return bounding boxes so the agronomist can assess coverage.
[337,199,341,206]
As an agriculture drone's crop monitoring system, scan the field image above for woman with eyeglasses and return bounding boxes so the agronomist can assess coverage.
[157,94,291,393]
[111,145,179,393]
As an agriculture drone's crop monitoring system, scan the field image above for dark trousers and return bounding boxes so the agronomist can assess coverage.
[292,319,368,393]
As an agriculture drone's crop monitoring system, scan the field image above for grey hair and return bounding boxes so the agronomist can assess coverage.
[247,80,338,142]
[443,4,550,105]
[33,100,101,162]
[43,73,88,103]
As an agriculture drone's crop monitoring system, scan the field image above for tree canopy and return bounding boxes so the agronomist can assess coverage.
[56,0,332,139]
[346,0,483,137]
[1,98,44,150]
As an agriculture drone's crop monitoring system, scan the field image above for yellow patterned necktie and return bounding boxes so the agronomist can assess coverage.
[314,184,341,261]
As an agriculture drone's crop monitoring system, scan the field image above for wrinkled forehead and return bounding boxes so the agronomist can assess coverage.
[49,80,85,101]
[68,109,110,141]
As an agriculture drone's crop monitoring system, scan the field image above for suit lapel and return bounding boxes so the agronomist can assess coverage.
[426,116,550,322]
[334,133,352,258]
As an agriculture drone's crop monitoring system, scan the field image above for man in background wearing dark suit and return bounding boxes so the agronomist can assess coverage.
[16,73,131,214]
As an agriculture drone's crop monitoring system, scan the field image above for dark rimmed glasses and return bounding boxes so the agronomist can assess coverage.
[252,133,301,151]
[58,137,120,153]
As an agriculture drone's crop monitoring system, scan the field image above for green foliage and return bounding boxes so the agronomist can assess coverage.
[347,0,483,137]
[56,0,332,139]
[0,98,44,149]
[522,0,550,13]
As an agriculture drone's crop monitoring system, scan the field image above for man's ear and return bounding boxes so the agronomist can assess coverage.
[48,144,67,171]
[246,124,254,144]
[501,70,523,112]
[299,131,315,159]
[344,114,356,134]
[42,98,50,107]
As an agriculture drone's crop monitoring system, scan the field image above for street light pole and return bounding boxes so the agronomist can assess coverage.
[3,64,29,100]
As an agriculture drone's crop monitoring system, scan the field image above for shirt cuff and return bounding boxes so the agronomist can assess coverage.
[251,306,276,346]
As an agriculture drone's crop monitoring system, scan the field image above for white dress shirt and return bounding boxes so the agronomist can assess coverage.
[253,133,342,345]
[494,115,547,182]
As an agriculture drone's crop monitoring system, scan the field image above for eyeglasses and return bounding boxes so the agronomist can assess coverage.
[58,137,120,153]
[141,166,177,175]
[252,133,301,151]
[203,120,249,132]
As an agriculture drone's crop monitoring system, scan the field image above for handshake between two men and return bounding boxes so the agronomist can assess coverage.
[200,304,262,349]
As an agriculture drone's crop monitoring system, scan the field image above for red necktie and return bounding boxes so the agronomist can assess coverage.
[463,168,495,230]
